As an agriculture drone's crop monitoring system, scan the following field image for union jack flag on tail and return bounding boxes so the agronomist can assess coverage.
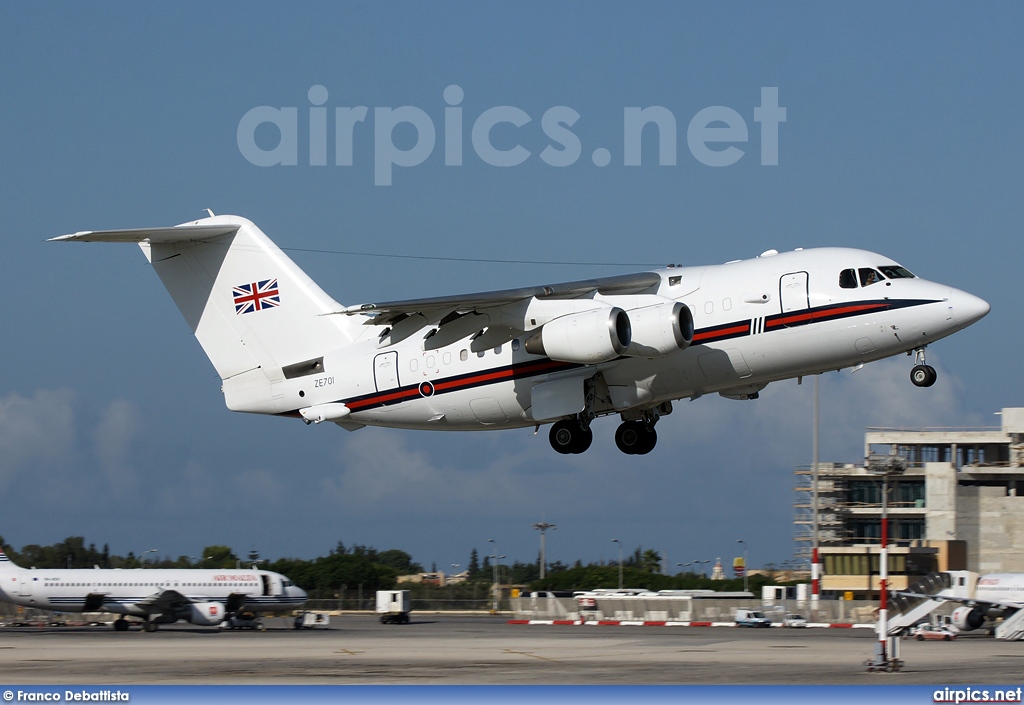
[233,279,280,314]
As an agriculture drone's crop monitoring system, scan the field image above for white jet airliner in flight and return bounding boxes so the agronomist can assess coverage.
[52,214,989,455]
[0,550,307,631]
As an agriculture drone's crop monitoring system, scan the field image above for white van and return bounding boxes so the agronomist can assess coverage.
[735,609,772,627]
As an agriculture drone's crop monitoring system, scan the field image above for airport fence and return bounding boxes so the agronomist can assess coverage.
[508,594,933,624]
[303,597,502,613]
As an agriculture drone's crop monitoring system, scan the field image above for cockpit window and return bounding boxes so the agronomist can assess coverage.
[879,265,915,279]
[839,269,857,289]
[859,268,884,286]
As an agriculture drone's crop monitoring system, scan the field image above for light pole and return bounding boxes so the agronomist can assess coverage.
[532,522,556,580]
[611,539,623,589]
[449,564,460,608]
[487,539,505,612]
[866,454,906,672]
[696,559,710,578]
[736,540,748,594]
[140,549,157,567]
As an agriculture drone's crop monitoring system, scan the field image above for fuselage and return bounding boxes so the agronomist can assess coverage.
[976,574,1024,605]
[0,566,307,617]
[280,247,988,431]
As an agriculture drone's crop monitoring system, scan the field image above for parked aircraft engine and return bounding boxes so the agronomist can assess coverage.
[951,605,985,631]
[624,302,694,358]
[185,602,226,626]
[524,307,631,364]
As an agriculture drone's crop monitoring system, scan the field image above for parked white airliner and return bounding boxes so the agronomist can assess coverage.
[0,551,307,631]
[904,572,1024,635]
[52,214,989,455]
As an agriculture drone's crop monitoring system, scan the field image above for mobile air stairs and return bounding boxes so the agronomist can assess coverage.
[994,608,1024,641]
[884,571,976,636]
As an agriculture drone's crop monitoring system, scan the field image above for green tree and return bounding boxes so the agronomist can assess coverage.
[200,545,238,568]
[641,549,662,574]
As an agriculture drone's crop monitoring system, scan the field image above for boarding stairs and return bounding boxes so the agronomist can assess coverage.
[884,572,952,636]
[994,606,1024,641]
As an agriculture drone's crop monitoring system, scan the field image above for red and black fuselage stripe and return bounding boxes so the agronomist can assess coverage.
[294,297,939,414]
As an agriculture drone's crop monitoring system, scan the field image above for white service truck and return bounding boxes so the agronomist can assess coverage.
[376,590,411,624]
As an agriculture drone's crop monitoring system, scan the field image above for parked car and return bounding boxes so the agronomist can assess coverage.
[783,614,808,628]
[910,623,957,641]
[735,609,772,627]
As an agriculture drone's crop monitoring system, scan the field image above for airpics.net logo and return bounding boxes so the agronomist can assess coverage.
[237,85,786,186]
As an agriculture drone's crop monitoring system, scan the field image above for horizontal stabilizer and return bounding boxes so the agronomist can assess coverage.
[49,224,240,244]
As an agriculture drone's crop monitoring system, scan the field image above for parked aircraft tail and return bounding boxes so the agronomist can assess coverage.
[51,215,358,413]
[0,551,23,571]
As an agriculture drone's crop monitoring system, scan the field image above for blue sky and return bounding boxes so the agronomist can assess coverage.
[1,3,1021,573]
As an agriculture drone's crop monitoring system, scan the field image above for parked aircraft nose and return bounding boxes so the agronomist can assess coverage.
[948,288,990,327]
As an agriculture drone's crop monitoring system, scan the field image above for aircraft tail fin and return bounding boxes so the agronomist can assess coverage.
[52,215,360,414]
[0,551,23,571]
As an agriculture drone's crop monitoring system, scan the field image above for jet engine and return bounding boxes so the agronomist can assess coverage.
[524,307,631,364]
[624,302,694,358]
[951,605,985,632]
[185,602,226,626]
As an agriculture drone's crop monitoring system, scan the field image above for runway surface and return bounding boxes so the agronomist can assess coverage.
[1,614,1022,685]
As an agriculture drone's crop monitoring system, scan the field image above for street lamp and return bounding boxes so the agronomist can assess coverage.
[611,539,623,590]
[865,453,906,672]
[532,522,556,580]
[736,540,748,594]
[140,549,157,567]
[695,559,710,578]
[487,539,506,612]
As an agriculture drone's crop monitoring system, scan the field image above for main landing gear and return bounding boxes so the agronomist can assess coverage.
[910,347,937,388]
[549,419,593,455]
[548,410,662,455]
[614,420,657,455]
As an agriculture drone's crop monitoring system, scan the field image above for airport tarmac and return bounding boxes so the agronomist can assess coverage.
[0,614,1022,685]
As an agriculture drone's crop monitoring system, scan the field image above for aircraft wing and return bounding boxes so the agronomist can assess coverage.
[134,589,195,613]
[134,589,250,614]
[333,271,663,326]
[898,591,1024,610]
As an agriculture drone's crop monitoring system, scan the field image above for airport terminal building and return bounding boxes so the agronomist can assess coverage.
[795,407,1024,597]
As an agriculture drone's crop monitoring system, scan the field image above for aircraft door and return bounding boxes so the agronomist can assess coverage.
[780,272,809,314]
[373,352,400,392]
[19,576,33,597]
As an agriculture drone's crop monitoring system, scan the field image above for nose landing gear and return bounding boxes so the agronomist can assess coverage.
[910,348,937,387]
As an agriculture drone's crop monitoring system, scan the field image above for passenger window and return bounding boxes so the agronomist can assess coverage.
[858,268,884,287]
[839,269,857,289]
[460,349,468,361]
[511,338,520,351]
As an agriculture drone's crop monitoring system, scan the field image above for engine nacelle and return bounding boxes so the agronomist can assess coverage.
[524,307,631,364]
[185,601,226,626]
[624,302,694,358]
[951,606,985,632]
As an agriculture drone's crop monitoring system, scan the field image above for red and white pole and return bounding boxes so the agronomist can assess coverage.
[878,497,889,659]
[811,547,820,601]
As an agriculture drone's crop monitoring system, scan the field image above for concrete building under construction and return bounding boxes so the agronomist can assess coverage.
[794,407,1024,597]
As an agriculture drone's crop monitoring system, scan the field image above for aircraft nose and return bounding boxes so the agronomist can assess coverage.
[948,288,990,327]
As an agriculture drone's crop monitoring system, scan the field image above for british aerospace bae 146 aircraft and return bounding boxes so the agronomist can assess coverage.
[52,214,989,455]
[0,550,307,631]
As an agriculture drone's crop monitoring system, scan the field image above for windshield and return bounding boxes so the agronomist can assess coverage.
[879,265,915,279]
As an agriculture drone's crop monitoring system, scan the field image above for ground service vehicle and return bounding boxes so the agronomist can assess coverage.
[377,590,411,624]
[735,609,772,627]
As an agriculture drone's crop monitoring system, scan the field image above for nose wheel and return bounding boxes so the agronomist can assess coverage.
[910,348,937,387]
